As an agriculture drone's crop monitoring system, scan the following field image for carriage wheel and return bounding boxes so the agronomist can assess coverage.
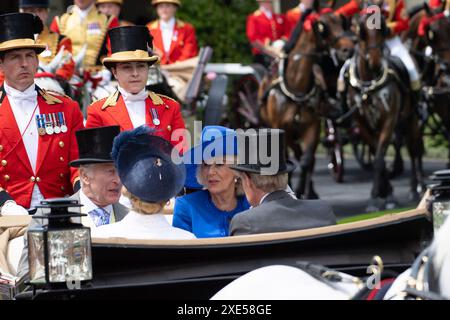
[226,73,260,129]
[324,120,345,183]
[203,75,229,126]
[351,132,373,171]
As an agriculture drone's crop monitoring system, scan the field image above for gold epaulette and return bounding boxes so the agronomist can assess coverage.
[148,92,177,108]
[38,89,63,105]
[147,20,158,29]
[101,90,120,110]
[177,19,185,27]
[254,9,262,16]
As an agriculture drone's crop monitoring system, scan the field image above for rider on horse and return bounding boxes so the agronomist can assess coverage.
[336,0,422,123]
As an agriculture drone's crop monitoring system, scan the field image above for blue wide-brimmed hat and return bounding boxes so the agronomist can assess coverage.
[182,126,237,189]
[112,126,186,203]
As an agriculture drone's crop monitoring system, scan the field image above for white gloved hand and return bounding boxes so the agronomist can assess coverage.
[1,200,29,216]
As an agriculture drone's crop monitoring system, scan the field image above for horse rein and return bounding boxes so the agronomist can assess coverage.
[395,248,447,300]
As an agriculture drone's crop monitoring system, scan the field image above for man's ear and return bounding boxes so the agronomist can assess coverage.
[111,67,117,79]
[79,168,90,186]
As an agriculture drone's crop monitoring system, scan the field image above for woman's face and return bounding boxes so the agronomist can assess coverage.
[156,3,178,22]
[112,61,149,94]
[200,157,236,196]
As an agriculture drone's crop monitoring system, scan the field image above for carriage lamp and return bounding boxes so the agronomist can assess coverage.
[429,170,450,234]
[27,198,92,288]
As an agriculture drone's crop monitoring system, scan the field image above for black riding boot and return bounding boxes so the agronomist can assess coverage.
[411,88,427,124]
[336,89,352,127]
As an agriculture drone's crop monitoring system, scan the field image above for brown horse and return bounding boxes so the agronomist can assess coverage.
[421,11,450,167]
[345,12,424,211]
[258,6,354,199]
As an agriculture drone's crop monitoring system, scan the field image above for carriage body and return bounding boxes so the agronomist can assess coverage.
[6,205,432,300]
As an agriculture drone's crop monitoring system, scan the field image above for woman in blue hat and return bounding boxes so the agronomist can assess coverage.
[172,126,250,238]
[92,126,195,240]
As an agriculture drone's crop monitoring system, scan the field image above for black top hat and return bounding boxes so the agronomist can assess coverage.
[102,26,159,68]
[0,13,46,53]
[19,0,49,8]
[229,129,296,175]
[112,126,186,203]
[70,126,121,167]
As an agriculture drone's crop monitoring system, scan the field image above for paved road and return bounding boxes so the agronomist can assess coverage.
[290,154,447,219]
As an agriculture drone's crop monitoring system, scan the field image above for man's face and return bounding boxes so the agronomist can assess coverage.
[74,0,96,10]
[112,61,149,94]
[97,2,121,17]
[156,3,178,21]
[0,49,38,91]
[81,163,122,207]
[257,0,273,11]
[20,7,49,24]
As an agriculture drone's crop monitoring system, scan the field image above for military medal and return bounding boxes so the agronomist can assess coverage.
[150,108,160,126]
[52,113,61,134]
[36,115,46,136]
[59,112,68,133]
[45,114,54,135]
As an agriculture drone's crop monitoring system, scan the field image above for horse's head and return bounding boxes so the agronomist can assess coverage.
[422,13,450,89]
[319,11,355,63]
[358,11,389,73]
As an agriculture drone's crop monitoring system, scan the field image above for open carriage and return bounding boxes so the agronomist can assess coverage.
[0,195,434,300]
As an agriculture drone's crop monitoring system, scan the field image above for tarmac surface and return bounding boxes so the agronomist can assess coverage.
[290,154,447,219]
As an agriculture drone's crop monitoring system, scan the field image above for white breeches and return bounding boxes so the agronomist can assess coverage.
[385,36,420,82]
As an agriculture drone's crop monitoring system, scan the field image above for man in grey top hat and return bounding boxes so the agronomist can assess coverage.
[229,129,336,236]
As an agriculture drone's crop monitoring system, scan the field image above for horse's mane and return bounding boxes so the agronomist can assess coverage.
[283,8,313,54]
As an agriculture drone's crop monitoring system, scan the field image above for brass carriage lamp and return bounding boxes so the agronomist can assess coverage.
[429,170,450,234]
[27,198,92,288]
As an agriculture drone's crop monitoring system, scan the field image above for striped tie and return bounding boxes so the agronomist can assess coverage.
[88,207,111,227]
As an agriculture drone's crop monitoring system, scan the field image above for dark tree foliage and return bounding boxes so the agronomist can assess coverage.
[176,0,258,63]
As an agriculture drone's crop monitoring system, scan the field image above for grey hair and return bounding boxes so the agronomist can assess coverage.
[238,171,289,193]
[79,164,97,186]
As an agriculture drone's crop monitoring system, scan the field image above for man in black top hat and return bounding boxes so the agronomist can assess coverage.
[229,129,336,236]
[69,125,128,228]
[0,12,84,211]
[16,125,128,280]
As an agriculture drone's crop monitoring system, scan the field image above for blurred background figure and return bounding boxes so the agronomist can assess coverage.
[246,0,288,68]
[96,0,133,26]
[146,0,198,65]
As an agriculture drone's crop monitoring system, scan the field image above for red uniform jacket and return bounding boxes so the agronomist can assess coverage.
[335,0,409,35]
[85,91,187,151]
[147,19,199,65]
[246,9,288,55]
[429,0,443,8]
[0,87,84,208]
[286,7,304,38]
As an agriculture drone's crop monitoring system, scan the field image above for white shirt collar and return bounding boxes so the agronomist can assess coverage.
[160,17,176,30]
[75,4,95,20]
[79,188,113,215]
[260,6,273,19]
[4,82,37,102]
[259,193,270,205]
[118,86,148,102]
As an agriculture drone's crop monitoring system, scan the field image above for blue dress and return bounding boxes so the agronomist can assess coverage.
[173,190,250,238]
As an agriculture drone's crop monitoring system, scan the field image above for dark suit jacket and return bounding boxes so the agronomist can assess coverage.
[229,190,336,236]
[16,191,128,279]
